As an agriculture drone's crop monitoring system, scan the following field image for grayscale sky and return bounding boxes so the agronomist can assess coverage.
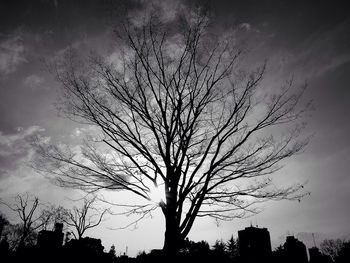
[0,0,350,256]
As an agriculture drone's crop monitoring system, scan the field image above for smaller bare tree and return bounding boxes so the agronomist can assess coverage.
[0,213,9,238]
[39,205,67,231]
[0,193,53,250]
[62,196,109,240]
[320,239,346,262]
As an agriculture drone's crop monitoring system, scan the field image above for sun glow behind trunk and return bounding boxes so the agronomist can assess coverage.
[149,183,165,204]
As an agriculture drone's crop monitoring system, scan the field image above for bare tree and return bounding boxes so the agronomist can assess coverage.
[40,205,68,231]
[0,213,9,238]
[320,239,346,262]
[0,193,52,250]
[62,196,108,240]
[34,12,310,254]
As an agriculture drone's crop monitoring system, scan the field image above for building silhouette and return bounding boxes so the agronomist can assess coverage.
[37,222,64,250]
[283,236,308,263]
[238,225,272,262]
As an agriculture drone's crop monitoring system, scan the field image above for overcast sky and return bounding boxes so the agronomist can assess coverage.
[1,0,350,256]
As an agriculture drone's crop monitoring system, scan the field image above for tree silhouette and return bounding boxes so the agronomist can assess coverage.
[108,244,117,259]
[337,241,350,263]
[34,11,310,254]
[0,213,9,238]
[213,239,226,254]
[0,193,52,250]
[320,239,346,262]
[39,205,67,231]
[226,235,239,260]
[180,238,211,257]
[62,196,108,239]
[212,239,228,261]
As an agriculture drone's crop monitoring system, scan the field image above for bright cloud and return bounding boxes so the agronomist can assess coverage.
[239,22,252,31]
[0,125,47,179]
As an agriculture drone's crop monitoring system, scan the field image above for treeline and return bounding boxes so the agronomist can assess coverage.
[1,193,350,263]
[0,193,108,250]
[135,237,350,263]
[0,193,115,262]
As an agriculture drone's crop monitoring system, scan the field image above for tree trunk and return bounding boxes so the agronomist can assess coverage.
[162,183,182,256]
[18,233,26,251]
[163,214,182,255]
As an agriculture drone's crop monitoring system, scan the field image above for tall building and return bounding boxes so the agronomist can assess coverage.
[238,225,272,262]
[283,236,308,263]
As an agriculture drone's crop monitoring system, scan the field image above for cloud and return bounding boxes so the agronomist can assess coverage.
[127,0,187,27]
[71,126,100,138]
[0,34,27,75]
[23,74,45,90]
[239,23,252,31]
[274,19,350,80]
[0,126,47,179]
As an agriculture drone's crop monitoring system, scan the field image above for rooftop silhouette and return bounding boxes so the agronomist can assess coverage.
[238,225,272,262]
